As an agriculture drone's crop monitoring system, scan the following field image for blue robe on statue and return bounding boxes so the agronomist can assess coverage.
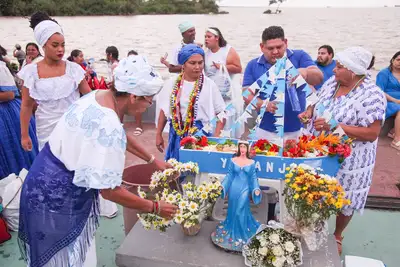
[376,67,400,118]
[211,159,261,252]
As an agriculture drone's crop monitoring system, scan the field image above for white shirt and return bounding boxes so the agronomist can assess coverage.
[49,90,126,189]
[158,76,226,124]
[18,60,85,150]
[205,45,237,101]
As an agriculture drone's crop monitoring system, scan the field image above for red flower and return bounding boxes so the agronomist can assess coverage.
[335,144,351,158]
[196,136,208,147]
[180,136,196,148]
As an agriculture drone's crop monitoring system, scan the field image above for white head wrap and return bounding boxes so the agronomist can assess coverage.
[114,55,163,96]
[178,21,195,34]
[34,20,64,47]
[335,46,373,75]
[206,28,219,36]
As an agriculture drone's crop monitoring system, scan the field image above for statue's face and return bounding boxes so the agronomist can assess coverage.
[239,144,247,155]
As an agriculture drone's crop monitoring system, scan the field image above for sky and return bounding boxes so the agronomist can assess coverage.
[219,0,400,7]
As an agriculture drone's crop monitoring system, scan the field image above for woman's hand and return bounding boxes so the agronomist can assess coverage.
[21,136,33,151]
[298,108,313,124]
[212,61,221,70]
[26,56,32,64]
[313,118,331,132]
[152,158,172,171]
[157,201,178,219]
[156,133,165,153]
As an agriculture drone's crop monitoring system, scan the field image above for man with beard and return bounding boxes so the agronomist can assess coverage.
[315,45,336,90]
[160,21,197,73]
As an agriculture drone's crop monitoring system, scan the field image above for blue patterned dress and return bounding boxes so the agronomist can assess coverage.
[18,91,127,267]
[0,61,38,179]
[311,76,387,216]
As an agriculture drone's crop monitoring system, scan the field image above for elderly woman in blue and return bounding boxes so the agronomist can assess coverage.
[156,44,226,160]
[376,51,400,150]
[211,141,261,252]
[18,55,178,267]
[0,58,38,179]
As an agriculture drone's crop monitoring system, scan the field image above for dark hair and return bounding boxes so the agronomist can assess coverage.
[29,11,58,30]
[318,45,334,58]
[367,56,375,70]
[234,142,251,159]
[262,26,285,43]
[67,49,82,62]
[106,46,119,60]
[25,43,42,57]
[208,27,227,47]
[389,51,400,72]
[128,50,138,56]
[0,45,7,56]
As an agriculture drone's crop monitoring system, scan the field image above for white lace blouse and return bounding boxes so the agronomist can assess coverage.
[49,91,127,189]
[18,60,85,150]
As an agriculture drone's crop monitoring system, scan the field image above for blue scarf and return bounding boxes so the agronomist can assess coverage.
[18,143,99,267]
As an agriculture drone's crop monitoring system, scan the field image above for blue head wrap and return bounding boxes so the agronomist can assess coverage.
[178,44,205,65]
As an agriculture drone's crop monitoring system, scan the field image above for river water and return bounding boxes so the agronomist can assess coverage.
[1,7,399,77]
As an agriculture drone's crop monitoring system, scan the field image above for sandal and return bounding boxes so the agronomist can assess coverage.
[391,140,400,151]
[335,235,343,256]
[133,127,143,136]
[388,131,395,139]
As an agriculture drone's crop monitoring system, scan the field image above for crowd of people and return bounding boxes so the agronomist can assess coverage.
[0,10,399,267]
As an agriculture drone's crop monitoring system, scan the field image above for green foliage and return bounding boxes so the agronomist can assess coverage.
[0,0,219,16]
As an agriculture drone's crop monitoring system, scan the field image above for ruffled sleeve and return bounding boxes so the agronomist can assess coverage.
[157,77,175,118]
[49,96,127,190]
[67,61,85,86]
[0,62,18,93]
[358,84,387,127]
[17,63,37,91]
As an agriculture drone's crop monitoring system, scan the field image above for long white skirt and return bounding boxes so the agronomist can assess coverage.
[99,195,118,218]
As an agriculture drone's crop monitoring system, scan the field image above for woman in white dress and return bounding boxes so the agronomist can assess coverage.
[204,27,243,138]
[19,12,91,152]
[18,55,177,267]
[156,44,226,160]
[300,47,386,255]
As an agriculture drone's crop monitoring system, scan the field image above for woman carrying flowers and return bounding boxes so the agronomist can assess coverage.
[156,44,226,160]
[299,47,386,255]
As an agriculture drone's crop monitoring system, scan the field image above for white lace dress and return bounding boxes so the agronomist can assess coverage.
[18,60,85,150]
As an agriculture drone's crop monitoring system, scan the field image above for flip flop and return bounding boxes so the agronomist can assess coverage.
[335,235,343,256]
[388,131,395,139]
[391,140,400,151]
[133,127,143,136]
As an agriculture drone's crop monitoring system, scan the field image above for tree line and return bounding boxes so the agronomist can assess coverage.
[0,0,220,16]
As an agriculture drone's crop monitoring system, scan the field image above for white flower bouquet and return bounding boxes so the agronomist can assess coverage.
[137,160,222,233]
[242,222,303,267]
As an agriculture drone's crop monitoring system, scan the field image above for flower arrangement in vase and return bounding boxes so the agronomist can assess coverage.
[283,163,351,251]
[242,222,303,267]
[137,159,222,234]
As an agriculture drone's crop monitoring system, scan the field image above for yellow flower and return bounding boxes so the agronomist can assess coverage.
[285,179,290,184]
[318,179,325,185]
[286,167,290,171]
[286,173,293,179]
[294,194,299,199]
[335,201,344,209]
[302,186,308,190]
[200,192,208,200]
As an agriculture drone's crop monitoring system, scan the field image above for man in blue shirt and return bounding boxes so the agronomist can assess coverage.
[242,26,323,143]
[242,26,323,222]
[315,45,336,90]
